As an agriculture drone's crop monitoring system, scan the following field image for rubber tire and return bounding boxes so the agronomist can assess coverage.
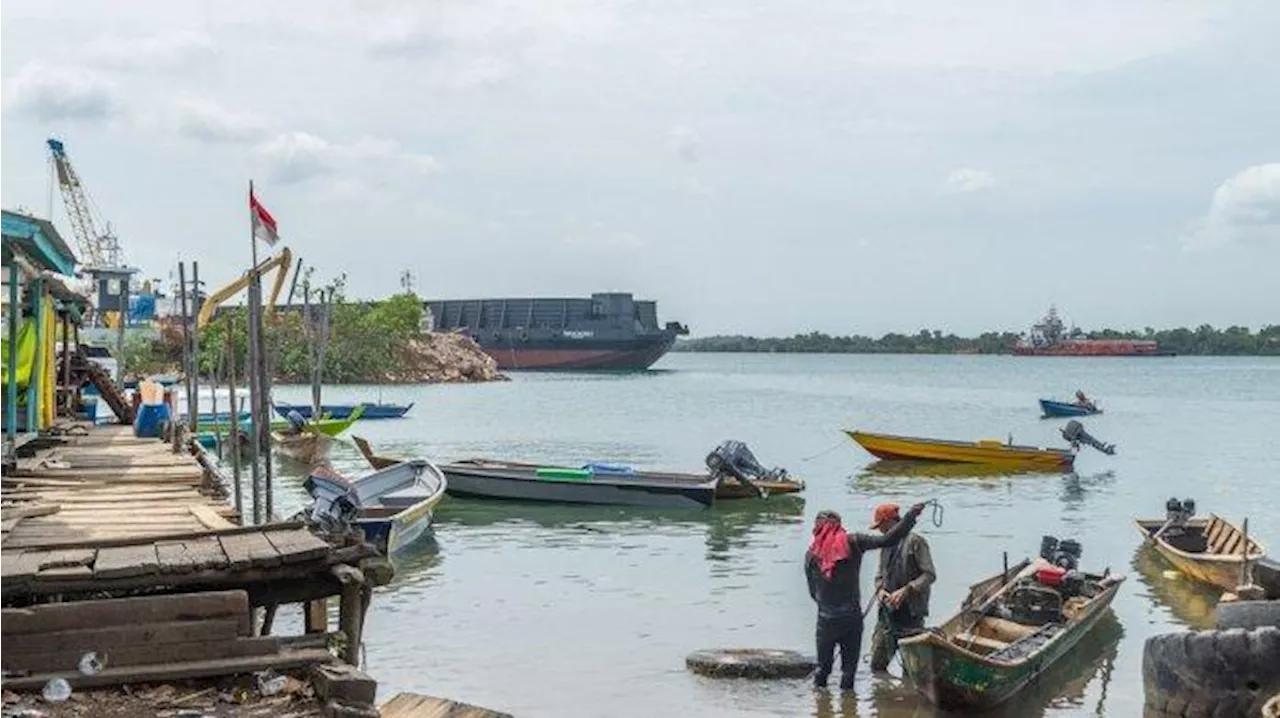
[1217,601,1280,630]
[1143,627,1280,718]
[685,648,816,679]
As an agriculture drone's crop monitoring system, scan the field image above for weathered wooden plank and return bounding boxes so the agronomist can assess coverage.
[220,532,283,569]
[35,564,95,581]
[3,617,243,656]
[0,647,335,692]
[37,549,96,570]
[156,540,201,574]
[190,504,237,530]
[0,521,305,552]
[264,529,330,564]
[379,693,514,718]
[5,635,282,674]
[92,544,160,579]
[1,591,250,635]
[0,552,37,581]
[183,537,230,571]
[0,504,61,520]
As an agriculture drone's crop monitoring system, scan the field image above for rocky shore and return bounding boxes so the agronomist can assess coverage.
[383,331,509,384]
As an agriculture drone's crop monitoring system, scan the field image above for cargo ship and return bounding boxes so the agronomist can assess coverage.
[425,293,688,370]
[1011,307,1171,357]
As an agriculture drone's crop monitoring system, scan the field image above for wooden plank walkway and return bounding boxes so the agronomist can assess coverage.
[1,425,236,550]
[381,693,514,718]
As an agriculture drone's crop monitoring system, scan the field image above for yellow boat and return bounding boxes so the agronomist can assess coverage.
[845,430,1075,470]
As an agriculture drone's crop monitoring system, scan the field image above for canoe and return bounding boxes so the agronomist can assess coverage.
[275,402,412,420]
[1134,514,1270,594]
[846,430,1075,470]
[899,556,1125,710]
[438,459,720,508]
[1039,399,1101,418]
[199,412,362,438]
[304,458,447,555]
[271,430,335,465]
[352,436,805,502]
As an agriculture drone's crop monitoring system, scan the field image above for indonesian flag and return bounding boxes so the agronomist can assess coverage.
[250,187,279,246]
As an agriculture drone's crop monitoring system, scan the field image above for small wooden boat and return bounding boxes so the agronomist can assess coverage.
[352,437,805,502]
[304,458,447,554]
[1039,399,1101,418]
[201,408,364,438]
[846,430,1076,470]
[1135,501,1270,594]
[437,459,719,508]
[899,544,1125,711]
[271,430,335,465]
[275,402,411,420]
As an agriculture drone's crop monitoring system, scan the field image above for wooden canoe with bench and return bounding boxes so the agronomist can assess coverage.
[1134,513,1268,593]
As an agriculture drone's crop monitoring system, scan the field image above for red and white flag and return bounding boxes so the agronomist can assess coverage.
[250,187,279,246]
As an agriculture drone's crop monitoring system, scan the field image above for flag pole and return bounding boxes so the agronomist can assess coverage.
[247,180,263,524]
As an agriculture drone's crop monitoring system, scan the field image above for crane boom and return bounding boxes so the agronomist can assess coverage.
[46,138,122,268]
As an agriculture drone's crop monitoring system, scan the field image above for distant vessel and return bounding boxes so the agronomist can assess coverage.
[1011,307,1171,357]
[425,293,688,370]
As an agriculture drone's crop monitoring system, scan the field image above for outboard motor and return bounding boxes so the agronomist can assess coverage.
[705,440,789,497]
[302,467,362,534]
[1060,420,1116,455]
[1165,497,1196,523]
[1040,535,1082,571]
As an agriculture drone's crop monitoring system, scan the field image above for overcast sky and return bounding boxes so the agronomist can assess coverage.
[3,1,1277,336]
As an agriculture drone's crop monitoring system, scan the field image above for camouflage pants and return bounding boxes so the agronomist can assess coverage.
[869,614,925,671]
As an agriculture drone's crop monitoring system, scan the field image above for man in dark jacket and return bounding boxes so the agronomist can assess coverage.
[804,502,924,689]
[869,503,936,672]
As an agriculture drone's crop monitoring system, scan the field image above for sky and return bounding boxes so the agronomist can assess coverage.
[2,0,1278,337]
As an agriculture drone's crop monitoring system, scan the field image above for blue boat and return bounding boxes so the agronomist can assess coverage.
[1039,398,1102,418]
[274,402,413,420]
[303,458,447,555]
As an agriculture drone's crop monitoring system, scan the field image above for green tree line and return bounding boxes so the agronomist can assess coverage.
[123,290,429,382]
[674,325,1280,356]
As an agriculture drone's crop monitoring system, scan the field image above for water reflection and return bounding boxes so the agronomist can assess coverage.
[856,613,1122,718]
[1131,545,1220,629]
[855,460,1066,482]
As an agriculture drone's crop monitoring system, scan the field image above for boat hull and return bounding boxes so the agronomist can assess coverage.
[1038,399,1100,418]
[358,497,439,555]
[440,465,717,508]
[479,335,677,371]
[846,431,1074,469]
[1134,517,1267,593]
[900,576,1122,710]
[275,403,411,420]
[272,432,334,465]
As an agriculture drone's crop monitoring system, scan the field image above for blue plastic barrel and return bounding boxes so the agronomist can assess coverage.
[133,402,171,438]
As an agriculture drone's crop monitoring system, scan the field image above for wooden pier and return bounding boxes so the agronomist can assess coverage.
[1,423,392,715]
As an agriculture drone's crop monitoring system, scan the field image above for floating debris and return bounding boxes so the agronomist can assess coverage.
[40,679,70,703]
[78,651,106,676]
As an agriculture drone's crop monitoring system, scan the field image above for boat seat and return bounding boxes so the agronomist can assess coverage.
[955,633,1008,653]
[987,623,1062,662]
[979,616,1041,642]
[374,487,430,508]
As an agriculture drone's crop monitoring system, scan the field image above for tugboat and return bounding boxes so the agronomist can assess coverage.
[1011,306,1171,357]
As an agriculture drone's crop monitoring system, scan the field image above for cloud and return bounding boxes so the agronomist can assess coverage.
[252,131,440,186]
[562,219,646,250]
[670,126,701,164]
[86,30,217,71]
[944,167,998,194]
[174,100,271,144]
[2,62,120,122]
[1183,163,1280,250]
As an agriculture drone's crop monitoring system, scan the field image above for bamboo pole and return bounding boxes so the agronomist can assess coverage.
[246,277,263,525]
[190,261,201,434]
[226,319,243,520]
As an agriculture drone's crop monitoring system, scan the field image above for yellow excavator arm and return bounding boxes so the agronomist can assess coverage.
[196,247,293,329]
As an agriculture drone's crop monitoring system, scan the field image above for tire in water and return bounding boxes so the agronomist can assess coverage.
[1143,626,1280,718]
[685,648,816,679]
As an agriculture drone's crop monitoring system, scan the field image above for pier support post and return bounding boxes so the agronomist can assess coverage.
[305,598,329,634]
[333,565,366,666]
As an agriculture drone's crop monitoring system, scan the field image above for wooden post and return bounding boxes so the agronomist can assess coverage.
[6,264,19,444]
[260,603,278,636]
[178,262,193,432]
[246,279,263,525]
[190,261,201,434]
[1241,517,1251,587]
[226,320,243,520]
[254,279,275,521]
[333,565,366,666]
[305,599,328,634]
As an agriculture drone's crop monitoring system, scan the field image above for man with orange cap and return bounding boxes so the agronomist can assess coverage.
[805,502,924,689]
[869,502,935,673]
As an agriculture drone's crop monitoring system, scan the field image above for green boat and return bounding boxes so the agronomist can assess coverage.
[198,405,364,438]
[898,544,1125,711]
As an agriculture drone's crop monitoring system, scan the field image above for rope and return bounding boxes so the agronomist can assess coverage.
[800,441,846,462]
[922,499,944,528]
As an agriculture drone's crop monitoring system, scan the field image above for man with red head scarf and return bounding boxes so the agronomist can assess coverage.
[804,502,924,689]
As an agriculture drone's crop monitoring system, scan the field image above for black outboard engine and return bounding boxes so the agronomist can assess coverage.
[1165,497,1196,523]
[303,469,362,534]
[1040,535,1083,571]
[705,440,788,497]
[1060,420,1116,455]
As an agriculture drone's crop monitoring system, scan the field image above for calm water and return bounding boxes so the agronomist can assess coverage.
[258,353,1280,717]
